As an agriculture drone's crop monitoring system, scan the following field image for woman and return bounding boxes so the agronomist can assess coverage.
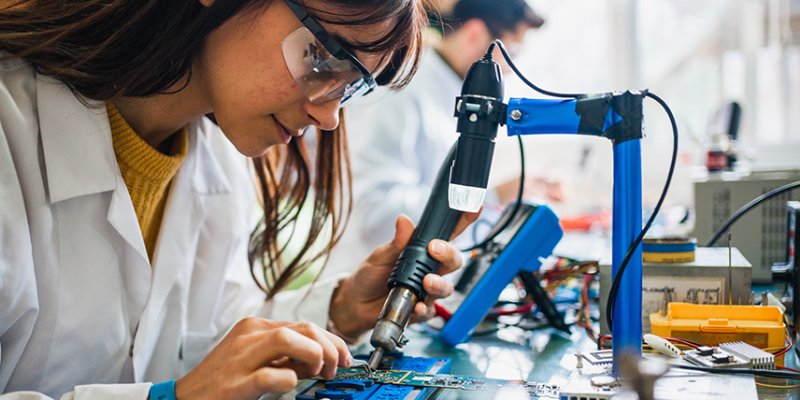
[0,0,475,399]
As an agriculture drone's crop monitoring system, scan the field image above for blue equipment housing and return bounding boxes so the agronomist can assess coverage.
[439,203,563,346]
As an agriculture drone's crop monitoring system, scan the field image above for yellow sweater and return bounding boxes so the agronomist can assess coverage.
[107,103,188,261]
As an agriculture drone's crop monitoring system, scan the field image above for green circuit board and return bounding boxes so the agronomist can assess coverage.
[332,367,560,397]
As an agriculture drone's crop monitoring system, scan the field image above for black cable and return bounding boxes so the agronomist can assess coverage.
[704,180,800,246]
[673,364,800,380]
[492,40,678,331]
[461,135,525,252]
[494,40,582,99]
[605,92,678,330]
[470,218,496,246]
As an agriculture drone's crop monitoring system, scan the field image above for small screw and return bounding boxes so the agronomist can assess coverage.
[510,109,523,121]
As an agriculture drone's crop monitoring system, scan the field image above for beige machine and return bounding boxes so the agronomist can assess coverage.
[599,247,752,334]
[694,169,800,282]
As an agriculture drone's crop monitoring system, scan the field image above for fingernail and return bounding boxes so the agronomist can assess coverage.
[431,240,445,255]
[346,356,353,367]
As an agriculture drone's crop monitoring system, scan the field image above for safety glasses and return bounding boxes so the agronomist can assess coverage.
[282,0,377,106]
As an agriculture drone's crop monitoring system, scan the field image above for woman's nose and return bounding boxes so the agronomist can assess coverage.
[305,99,341,131]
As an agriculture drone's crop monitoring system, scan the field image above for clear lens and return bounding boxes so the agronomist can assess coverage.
[281,27,372,105]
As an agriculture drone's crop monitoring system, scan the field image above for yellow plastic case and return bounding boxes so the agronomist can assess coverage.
[650,302,787,365]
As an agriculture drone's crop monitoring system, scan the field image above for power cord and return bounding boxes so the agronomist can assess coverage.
[704,180,800,246]
[490,40,678,331]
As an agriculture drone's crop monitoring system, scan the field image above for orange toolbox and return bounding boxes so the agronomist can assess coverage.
[650,302,788,365]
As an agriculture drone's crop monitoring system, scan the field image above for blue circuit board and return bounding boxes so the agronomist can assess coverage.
[296,355,451,400]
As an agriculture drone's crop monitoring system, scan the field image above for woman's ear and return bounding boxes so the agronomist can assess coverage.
[198,0,214,7]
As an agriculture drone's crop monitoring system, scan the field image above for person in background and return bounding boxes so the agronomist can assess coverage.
[328,0,557,275]
[0,0,478,399]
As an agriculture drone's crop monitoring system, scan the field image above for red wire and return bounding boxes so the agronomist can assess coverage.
[489,303,533,316]
[439,302,535,320]
[778,365,800,373]
[773,335,793,357]
[665,337,700,349]
[434,302,452,321]
[599,334,612,349]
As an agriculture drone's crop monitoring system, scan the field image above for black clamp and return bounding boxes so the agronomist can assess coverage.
[453,95,508,126]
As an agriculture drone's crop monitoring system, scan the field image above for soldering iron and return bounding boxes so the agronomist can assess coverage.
[367,45,507,370]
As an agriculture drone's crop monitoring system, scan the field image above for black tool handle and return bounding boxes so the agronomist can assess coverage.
[518,271,571,334]
[388,145,462,299]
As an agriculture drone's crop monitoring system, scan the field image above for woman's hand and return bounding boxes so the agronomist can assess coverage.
[175,318,351,399]
[329,212,478,339]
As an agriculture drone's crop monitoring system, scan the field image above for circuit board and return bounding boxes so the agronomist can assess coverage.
[331,367,561,398]
[297,355,450,400]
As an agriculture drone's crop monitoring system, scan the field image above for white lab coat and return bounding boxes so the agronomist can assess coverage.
[326,48,462,276]
[0,57,340,399]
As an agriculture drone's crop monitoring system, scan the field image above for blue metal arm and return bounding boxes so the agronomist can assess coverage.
[504,95,644,373]
[506,97,622,136]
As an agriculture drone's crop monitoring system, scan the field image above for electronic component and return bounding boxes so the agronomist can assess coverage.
[719,342,776,370]
[711,353,735,364]
[696,346,714,356]
[599,247,752,333]
[683,341,775,370]
[580,350,614,366]
[643,334,681,357]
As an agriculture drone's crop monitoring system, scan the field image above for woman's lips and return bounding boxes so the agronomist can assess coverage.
[272,116,299,144]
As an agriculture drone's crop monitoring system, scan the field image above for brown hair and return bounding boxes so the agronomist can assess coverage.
[0,0,426,298]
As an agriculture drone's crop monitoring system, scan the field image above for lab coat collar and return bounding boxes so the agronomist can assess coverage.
[185,117,232,196]
[37,74,118,204]
[37,73,231,203]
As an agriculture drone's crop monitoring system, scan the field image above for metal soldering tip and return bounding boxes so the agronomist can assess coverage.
[368,347,384,371]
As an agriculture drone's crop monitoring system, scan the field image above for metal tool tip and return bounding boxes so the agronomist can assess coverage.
[368,347,384,370]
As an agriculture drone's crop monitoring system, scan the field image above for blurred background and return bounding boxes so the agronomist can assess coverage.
[468,0,800,218]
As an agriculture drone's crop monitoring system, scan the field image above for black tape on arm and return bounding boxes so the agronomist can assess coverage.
[575,95,612,135]
[575,90,646,144]
[605,90,646,144]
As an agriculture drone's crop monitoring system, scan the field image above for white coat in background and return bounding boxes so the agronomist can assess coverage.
[327,48,462,276]
[0,58,340,399]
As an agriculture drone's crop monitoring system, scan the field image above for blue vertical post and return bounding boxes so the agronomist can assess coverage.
[611,138,643,375]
